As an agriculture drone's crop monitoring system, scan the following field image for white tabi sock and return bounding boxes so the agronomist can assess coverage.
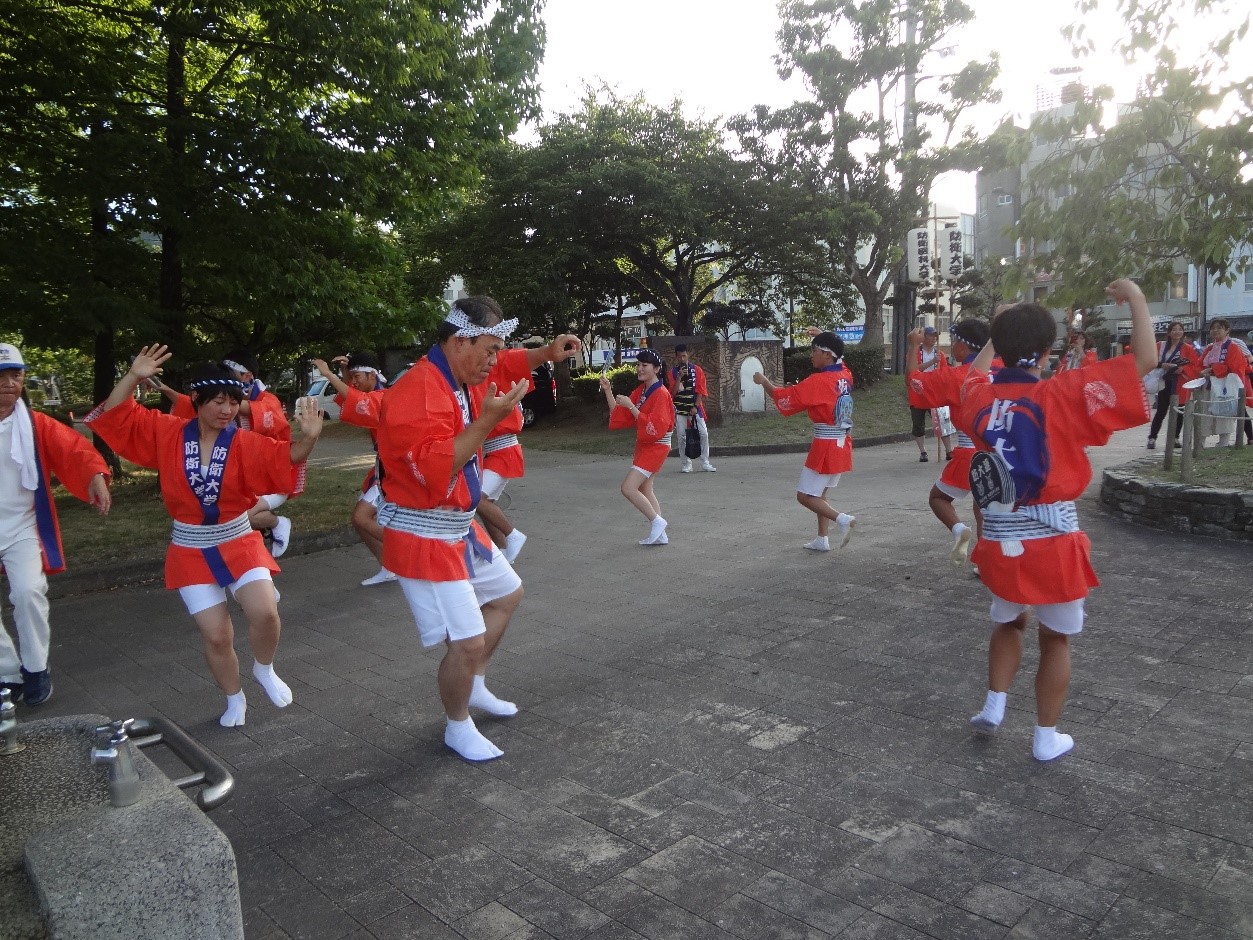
[220,690,247,728]
[970,690,1006,732]
[804,536,831,552]
[1032,725,1074,761]
[640,516,668,545]
[444,716,503,761]
[468,674,518,716]
[253,661,293,707]
[504,529,527,562]
[835,513,856,548]
[950,523,974,565]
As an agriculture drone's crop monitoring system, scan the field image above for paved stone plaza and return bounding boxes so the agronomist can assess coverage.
[22,431,1253,939]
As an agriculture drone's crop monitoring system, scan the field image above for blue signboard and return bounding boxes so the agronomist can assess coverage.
[836,326,865,342]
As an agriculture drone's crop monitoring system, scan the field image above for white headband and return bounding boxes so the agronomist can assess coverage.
[445,307,518,339]
[350,365,386,384]
[813,344,842,362]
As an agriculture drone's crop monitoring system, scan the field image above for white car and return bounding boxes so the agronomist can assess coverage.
[303,378,341,420]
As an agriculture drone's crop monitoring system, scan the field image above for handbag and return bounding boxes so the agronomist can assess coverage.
[684,423,702,459]
[1142,368,1165,396]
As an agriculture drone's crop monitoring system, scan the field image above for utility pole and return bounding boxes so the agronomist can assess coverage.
[890,6,919,373]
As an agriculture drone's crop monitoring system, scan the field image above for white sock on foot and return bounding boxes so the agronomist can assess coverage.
[640,516,668,545]
[950,523,974,564]
[444,716,503,761]
[468,674,518,716]
[1033,725,1074,761]
[361,568,397,586]
[804,536,830,552]
[253,661,293,707]
[220,690,247,727]
[836,513,856,548]
[504,529,527,562]
[970,690,1006,732]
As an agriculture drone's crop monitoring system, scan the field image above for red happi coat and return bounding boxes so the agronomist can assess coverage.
[909,356,1004,493]
[86,398,293,589]
[335,386,385,490]
[769,364,856,475]
[173,389,304,495]
[609,381,675,474]
[375,348,502,582]
[481,349,534,480]
[959,355,1149,605]
[18,409,110,574]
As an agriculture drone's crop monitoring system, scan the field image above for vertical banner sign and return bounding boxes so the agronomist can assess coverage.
[906,228,930,283]
[946,228,964,280]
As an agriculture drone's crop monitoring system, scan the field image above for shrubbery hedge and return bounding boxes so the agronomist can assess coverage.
[571,365,638,403]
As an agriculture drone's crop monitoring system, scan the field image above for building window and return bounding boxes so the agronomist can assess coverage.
[1245,269,1253,292]
[1171,273,1187,300]
[996,193,1014,206]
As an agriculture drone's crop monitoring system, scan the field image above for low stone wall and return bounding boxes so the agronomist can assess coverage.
[1100,457,1253,541]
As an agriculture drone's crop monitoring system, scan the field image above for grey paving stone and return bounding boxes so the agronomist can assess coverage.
[615,893,740,940]
[364,903,464,939]
[620,835,768,916]
[872,885,1007,940]
[956,882,1035,927]
[500,879,610,939]
[854,824,1000,903]
[1123,870,1253,936]
[389,843,532,923]
[272,812,426,898]
[261,886,360,940]
[740,872,866,935]
[1004,902,1095,939]
[986,861,1118,921]
[1087,813,1237,887]
[705,893,828,939]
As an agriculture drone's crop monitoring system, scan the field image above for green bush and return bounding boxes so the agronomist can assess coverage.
[571,364,638,403]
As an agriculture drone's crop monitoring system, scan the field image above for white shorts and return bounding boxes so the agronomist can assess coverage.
[481,469,508,502]
[630,465,655,479]
[934,479,969,500]
[259,493,288,511]
[990,596,1086,635]
[797,467,841,497]
[360,483,382,506]
[178,567,275,616]
[398,549,522,648]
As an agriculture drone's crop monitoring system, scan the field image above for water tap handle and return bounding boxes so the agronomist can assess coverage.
[108,718,135,745]
[0,688,14,717]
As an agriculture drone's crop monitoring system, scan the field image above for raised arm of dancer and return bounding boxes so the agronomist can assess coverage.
[452,381,528,472]
[1105,278,1155,376]
[312,358,351,397]
[289,396,324,464]
[100,344,173,412]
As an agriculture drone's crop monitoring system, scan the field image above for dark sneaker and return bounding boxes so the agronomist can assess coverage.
[0,681,22,704]
[919,452,929,463]
[20,668,52,706]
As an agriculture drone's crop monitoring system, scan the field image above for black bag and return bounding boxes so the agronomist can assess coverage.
[684,424,702,459]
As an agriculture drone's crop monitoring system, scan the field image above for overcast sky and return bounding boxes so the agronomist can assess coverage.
[529,0,1242,211]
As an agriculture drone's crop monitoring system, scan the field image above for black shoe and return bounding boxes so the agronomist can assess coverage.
[20,667,51,706]
[919,452,929,463]
[945,452,953,461]
[0,681,22,704]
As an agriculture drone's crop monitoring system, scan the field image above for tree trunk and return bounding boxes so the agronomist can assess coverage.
[87,121,121,474]
[159,27,188,357]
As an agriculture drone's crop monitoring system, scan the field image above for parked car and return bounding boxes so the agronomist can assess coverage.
[520,363,557,427]
[303,378,341,420]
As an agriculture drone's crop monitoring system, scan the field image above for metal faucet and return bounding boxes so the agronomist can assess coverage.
[0,688,23,755]
[92,718,141,807]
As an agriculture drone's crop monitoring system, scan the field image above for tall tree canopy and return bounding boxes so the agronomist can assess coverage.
[0,0,544,386]
[425,89,835,339]
[731,0,999,347]
[1015,0,1252,303]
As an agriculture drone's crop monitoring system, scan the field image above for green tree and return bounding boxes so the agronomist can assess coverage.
[0,0,544,390]
[428,89,827,339]
[730,0,1000,347]
[1015,0,1252,303]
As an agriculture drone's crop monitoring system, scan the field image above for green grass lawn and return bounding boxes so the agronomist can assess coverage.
[1142,443,1253,490]
[524,375,916,455]
[55,462,367,570]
